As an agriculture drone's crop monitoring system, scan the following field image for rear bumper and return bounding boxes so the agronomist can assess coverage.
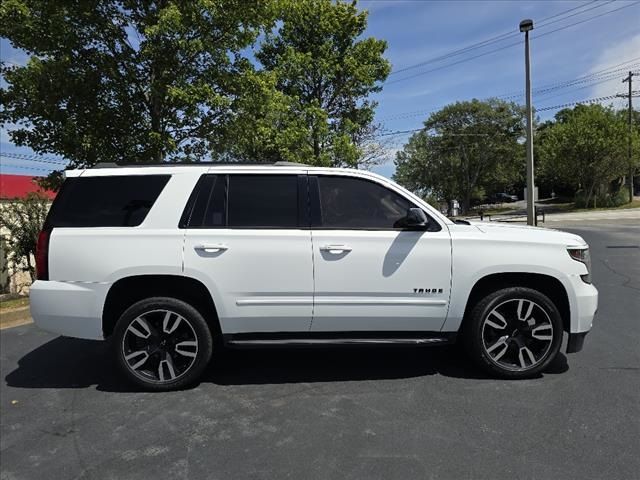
[30,280,107,340]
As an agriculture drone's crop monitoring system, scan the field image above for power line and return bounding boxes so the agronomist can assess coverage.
[500,63,640,100]
[389,0,606,76]
[385,1,639,86]
[0,152,68,166]
[536,94,621,111]
[534,71,640,103]
[378,94,623,138]
[0,162,55,172]
[378,58,640,122]
[496,56,640,98]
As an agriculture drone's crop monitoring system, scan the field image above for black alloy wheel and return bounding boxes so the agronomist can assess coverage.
[113,297,213,390]
[465,287,563,379]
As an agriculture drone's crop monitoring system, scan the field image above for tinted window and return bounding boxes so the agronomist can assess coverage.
[317,176,413,229]
[46,175,170,227]
[183,175,226,228]
[227,175,298,228]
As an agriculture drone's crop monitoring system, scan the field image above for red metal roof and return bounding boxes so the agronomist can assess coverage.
[0,174,56,200]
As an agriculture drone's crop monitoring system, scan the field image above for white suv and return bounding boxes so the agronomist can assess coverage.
[30,163,598,390]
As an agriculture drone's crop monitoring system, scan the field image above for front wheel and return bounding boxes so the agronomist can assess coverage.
[464,287,563,379]
[113,297,213,391]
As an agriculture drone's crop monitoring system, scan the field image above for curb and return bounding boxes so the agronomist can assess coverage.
[0,306,33,330]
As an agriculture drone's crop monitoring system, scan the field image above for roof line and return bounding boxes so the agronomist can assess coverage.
[92,161,308,169]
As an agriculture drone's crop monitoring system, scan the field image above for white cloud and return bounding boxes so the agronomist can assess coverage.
[589,33,640,100]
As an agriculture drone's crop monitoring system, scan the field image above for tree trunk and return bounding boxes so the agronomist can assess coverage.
[458,189,468,216]
[26,255,34,284]
[585,181,596,209]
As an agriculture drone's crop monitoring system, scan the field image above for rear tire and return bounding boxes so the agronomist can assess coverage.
[463,287,563,379]
[112,297,213,391]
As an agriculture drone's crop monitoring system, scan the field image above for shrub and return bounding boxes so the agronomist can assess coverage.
[574,188,629,208]
[0,193,50,284]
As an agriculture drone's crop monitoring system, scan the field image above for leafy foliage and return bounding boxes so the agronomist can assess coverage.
[1,0,391,176]
[0,0,276,169]
[393,99,526,213]
[0,193,50,283]
[255,0,391,166]
[537,104,637,208]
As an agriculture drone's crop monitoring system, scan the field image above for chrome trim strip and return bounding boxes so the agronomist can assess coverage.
[313,298,448,306]
[236,298,313,306]
[236,298,447,307]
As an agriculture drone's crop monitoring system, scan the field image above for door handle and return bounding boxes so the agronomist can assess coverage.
[320,244,352,254]
[195,243,229,253]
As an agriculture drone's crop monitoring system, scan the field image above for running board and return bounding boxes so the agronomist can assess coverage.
[224,334,455,348]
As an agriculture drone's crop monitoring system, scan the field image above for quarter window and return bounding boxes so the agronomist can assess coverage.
[317,176,414,229]
[46,175,170,227]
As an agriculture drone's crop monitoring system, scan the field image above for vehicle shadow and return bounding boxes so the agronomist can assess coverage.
[4,336,569,392]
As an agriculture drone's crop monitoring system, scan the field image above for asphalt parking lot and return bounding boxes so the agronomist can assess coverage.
[1,223,639,480]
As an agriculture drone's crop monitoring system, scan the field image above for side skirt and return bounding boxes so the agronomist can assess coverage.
[223,331,457,348]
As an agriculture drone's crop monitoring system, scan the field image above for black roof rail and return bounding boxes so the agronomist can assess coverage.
[92,161,309,169]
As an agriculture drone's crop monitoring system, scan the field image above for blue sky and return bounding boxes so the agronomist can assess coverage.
[1,0,639,178]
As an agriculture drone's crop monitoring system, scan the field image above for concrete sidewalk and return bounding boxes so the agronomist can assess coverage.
[469,207,640,226]
[543,208,640,224]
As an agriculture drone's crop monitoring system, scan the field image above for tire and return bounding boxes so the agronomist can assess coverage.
[112,297,213,391]
[463,287,563,379]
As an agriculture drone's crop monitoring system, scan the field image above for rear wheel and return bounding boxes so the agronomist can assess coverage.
[113,297,213,391]
[464,287,563,379]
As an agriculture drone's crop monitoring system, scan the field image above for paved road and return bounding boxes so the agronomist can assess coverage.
[1,225,639,480]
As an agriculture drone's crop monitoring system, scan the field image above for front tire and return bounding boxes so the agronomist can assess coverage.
[464,287,563,379]
[113,297,213,391]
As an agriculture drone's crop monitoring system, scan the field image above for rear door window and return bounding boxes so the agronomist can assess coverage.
[46,175,170,227]
[227,175,298,228]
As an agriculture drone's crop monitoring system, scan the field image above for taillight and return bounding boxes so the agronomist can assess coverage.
[36,229,51,281]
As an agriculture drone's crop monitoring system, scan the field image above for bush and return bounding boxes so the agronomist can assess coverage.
[574,189,629,208]
[0,193,50,284]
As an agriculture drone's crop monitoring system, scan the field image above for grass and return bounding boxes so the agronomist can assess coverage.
[0,297,29,311]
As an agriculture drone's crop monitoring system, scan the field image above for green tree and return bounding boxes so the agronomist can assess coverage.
[255,0,391,167]
[0,0,275,173]
[616,107,640,201]
[537,104,634,208]
[0,193,50,284]
[394,99,526,214]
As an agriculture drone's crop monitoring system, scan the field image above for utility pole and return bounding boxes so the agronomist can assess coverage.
[622,71,635,203]
[520,19,535,226]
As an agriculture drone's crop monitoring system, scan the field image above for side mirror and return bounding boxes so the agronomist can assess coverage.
[405,207,428,228]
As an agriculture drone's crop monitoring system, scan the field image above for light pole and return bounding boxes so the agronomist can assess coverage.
[520,18,535,226]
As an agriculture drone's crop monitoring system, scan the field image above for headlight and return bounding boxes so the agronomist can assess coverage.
[567,247,591,284]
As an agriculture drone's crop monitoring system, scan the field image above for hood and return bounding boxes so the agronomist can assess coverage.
[468,221,587,247]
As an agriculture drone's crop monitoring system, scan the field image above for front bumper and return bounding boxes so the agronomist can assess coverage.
[569,277,598,333]
[565,276,598,353]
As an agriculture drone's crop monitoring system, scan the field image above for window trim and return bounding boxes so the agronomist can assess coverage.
[178,174,212,229]
[309,174,442,232]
